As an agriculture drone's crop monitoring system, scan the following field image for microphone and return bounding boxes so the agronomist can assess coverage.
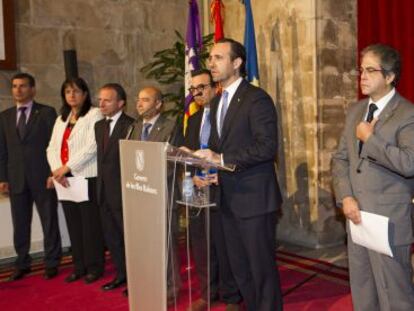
[125,124,135,140]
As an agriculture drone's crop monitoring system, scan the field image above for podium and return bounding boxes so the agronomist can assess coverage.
[120,140,233,311]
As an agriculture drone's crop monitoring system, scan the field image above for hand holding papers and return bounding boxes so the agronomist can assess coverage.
[52,176,89,203]
[166,144,235,172]
[349,211,393,257]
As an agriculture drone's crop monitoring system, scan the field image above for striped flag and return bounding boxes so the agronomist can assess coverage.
[184,0,202,134]
[243,0,259,86]
[210,0,224,42]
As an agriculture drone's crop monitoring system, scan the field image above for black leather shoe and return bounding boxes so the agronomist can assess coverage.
[101,278,126,291]
[44,267,58,280]
[64,272,84,283]
[122,289,128,297]
[8,268,31,281]
[84,273,102,284]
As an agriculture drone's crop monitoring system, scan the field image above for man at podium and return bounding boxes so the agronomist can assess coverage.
[129,86,182,301]
[195,38,284,311]
[184,69,241,311]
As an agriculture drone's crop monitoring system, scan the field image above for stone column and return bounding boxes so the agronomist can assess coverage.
[217,0,357,248]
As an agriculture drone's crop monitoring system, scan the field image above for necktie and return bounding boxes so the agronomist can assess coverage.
[199,109,211,148]
[17,107,27,139]
[141,123,152,141]
[219,90,229,136]
[358,103,378,155]
[365,103,378,123]
[103,118,112,152]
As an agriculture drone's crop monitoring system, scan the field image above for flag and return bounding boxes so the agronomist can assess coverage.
[184,0,202,134]
[210,0,224,42]
[243,0,259,86]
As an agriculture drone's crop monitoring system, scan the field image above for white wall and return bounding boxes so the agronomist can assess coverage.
[0,198,70,260]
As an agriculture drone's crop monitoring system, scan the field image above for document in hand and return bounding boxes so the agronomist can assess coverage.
[52,176,89,203]
[349,211,393,257]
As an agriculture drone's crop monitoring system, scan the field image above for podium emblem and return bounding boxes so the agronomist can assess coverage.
[135,150,145,171]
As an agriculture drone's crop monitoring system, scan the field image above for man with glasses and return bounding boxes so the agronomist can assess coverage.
[332,44,414,310]
[183,69,241,311]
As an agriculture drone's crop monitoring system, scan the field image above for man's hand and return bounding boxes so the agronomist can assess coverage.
[342,196,361,224]
[193,149,221,165]
[179,146,193,153]
[0,182,9,194]
[193,175,210,188]
[193,173,219,188]
[356,118,378,143]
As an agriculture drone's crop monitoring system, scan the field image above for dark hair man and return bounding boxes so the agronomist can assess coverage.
[183,69,242,311]
[95,83,134,294]
[0,73,62,281]
[194,38,284,311]
[332,44,414,310]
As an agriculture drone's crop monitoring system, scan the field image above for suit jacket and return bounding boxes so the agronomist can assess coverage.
[209,79,283,218]
[129,114,178,144]
[47,107,103,178]
[95,112,135,208]
[332,92,414,246]
[0,102,57,194]
[184,108,204,150]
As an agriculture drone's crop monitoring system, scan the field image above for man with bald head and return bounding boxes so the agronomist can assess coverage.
[129,86,182,301]
[130,86,176,142]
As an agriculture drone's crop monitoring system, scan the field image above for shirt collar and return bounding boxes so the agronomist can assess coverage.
[368,88,395,113]
[144,113,160,126]
[106,109,122,123]
[223,77,243,103]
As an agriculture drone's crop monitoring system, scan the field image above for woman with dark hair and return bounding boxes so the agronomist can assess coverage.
[47,77,105,284]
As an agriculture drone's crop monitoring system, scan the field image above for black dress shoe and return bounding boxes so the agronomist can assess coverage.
[122,289,128,297]
[44,267,58,280]
[101,278,126,291]
[84,273,102,284]
[8,268,31,281]
[64,272,84,283]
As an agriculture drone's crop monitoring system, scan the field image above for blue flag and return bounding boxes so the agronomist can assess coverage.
[243,0,259,86]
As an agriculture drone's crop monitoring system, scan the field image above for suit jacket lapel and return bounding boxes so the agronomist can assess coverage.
[220,80,248,144]
[374,93,400,131]
[351,99,368,156]
[148,115,165,141]
[106,113,126,150]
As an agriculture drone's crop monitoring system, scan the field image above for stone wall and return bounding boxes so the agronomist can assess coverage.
[222,0,357,247]
[0,0,188,116]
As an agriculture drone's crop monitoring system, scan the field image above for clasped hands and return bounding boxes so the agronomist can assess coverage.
[50,165,71,188]
[356,118,378,143]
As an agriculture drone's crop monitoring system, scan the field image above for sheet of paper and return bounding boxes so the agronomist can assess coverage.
[53,176,89,203]
[349,211,393,257]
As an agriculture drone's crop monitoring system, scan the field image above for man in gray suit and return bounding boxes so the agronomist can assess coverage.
[130,86,177,143]
[129,86,182,301]
[332,44,414,310]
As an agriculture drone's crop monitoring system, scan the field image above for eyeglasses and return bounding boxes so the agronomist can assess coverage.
[357,67,384,76]
[188,84,210,95]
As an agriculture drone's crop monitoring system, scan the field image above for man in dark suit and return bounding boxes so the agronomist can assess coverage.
[95,83,134,292]
[332,44,414,310]
[0,73,61,280]
[195,38,283,311]
[184,69,241,311]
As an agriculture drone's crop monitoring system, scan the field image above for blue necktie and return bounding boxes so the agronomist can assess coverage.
[219,90,229,136]
[199,109,211,148]
[141,123,152,141]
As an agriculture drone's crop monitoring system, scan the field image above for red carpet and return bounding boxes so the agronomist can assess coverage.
[0,251,352,310]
